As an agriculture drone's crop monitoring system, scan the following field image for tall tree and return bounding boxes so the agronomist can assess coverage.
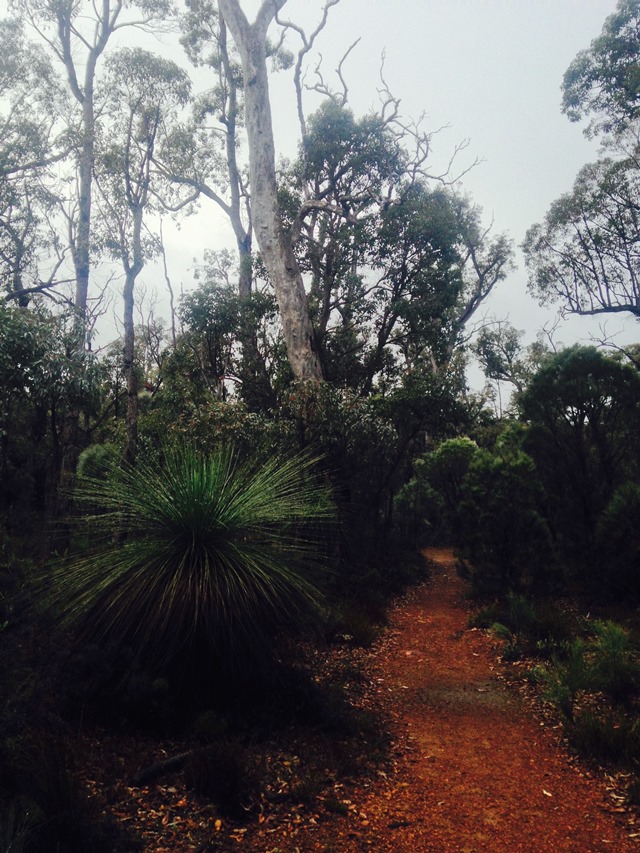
[523,156,640,320]
[17,0,174,323]
[95,47,190,464]
[175,0,254,297]
[520,346,640,557]
[14,0,175,506]
[527,1,640,324]
[281,101,512,392]
[217,0,323,381]
[562,0,640,139]
[0,18,70,306]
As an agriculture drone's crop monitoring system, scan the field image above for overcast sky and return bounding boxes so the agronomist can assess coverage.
[158,0,638,363]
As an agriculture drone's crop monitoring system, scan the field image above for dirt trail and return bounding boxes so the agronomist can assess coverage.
[308,547,637,852]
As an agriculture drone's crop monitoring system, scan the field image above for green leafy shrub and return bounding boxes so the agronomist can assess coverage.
[42,444,335,695]
[596,482,640,598]
[458,449,554,594]
[536,638,588,721]
[520,347,640,574]
[400,438,480,544]
[589,620,640,702]
[568,711,640,767]
[471,594,571,659]
[76,443,119,480]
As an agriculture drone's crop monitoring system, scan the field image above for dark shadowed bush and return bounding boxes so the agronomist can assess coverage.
[457,449,554,593]
[596,482,640,598]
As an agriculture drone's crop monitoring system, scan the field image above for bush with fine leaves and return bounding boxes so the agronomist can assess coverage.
[457,448,554,593]
[44,445,335,688]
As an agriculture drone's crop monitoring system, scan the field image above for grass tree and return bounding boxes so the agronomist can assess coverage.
[45,444,335,692]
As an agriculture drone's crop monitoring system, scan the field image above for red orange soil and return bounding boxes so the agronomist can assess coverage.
[91,548,639,851]
[300,550,637,853]
[278,548,638,852]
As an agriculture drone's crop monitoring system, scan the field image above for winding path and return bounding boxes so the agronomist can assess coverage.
[307,547,637,852]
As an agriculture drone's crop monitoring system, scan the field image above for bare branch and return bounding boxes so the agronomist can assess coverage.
[306,39,360,108]
[275,0,341,143]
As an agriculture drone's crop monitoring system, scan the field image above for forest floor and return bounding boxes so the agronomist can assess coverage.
[85,549,640,851]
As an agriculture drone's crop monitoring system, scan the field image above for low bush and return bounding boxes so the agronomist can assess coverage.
[588,620,640,703]
[568,711,640,767]
[534,638,589,721]
[470,594,571,659]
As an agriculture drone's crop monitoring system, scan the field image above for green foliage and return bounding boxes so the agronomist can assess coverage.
[473,324,552,398]
[568,711,640,767]
[399,437,479,544]
[280,99,513,392]
[520,346,640,567]
[76,443,119,480]
[421,437,480,512]
[562,0,640,138]
[42,444,335,691]
[532,619,640,730]
[536,639,588,721]
[524,157,640,320]
[0,304,102,532]
[471,593,571,661]
[300,100,403,197]
[589,620,640,701]
[274,381,400,537]
[596,482,640,597]
[457,448,553,593]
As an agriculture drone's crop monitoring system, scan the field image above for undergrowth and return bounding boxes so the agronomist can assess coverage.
[476,590,640,801]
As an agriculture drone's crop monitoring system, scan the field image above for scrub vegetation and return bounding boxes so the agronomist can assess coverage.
[1,0,640,849]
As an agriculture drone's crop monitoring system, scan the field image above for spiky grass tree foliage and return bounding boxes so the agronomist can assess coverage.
[47,445,335,685]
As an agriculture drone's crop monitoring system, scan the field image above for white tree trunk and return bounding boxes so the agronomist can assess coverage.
[218,0,322,381]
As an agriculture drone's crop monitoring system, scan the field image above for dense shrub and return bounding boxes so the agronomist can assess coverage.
[596,482,640,598]
[457,449,554,593]
[520,346,640,571]
[397,437,479,544]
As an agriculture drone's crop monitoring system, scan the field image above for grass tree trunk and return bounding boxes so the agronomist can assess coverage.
[218,0,322,382]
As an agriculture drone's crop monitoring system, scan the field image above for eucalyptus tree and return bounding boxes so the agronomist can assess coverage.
[10,0,176,501]
[172,0,254,298]
[519,346,640,561]
[95,47,191,464]
[15,0,175,325]
[217,0,323,381]
[562,0,640,140]
[281,100,513,393]
[524,156,640,321]
[526,0,640,324]
[0,18,70,305]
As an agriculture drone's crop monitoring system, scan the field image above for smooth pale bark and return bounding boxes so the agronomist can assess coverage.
[54,0,117,321]
[50,1,119,537]
[217,0,322,381]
